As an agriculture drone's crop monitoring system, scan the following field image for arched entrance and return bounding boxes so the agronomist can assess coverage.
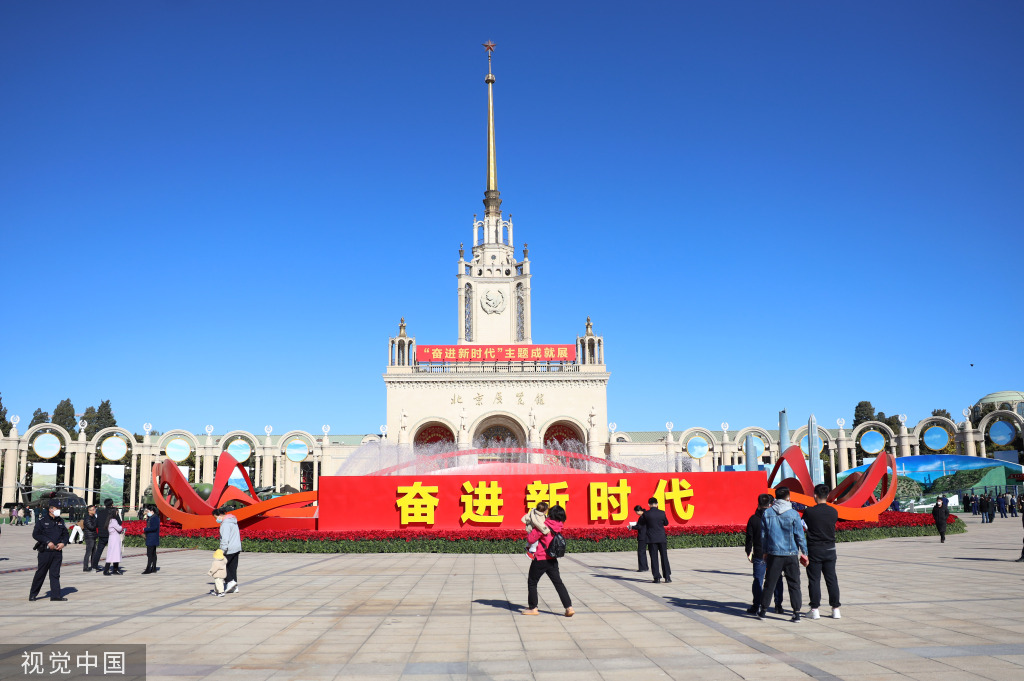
[472,414,527,462]
[414,423,456,448]
[543,421,585,448]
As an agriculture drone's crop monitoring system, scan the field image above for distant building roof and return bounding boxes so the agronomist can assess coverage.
[976,391,1024,405]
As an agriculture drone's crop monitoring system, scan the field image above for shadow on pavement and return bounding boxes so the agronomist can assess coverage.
[473,598,524,612]
[664,597,750,616]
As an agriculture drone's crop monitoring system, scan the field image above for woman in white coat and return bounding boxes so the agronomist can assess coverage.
[102,511,125,575]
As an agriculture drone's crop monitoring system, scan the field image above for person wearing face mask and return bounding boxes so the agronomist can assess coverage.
[30,502,70,601]
[142,505,161,574]
[213,507,242,593]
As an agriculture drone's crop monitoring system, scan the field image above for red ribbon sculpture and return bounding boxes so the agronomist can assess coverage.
[765,445,897,521]
[152,452,317,530]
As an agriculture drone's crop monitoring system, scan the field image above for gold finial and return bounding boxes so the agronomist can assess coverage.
[482,41,500,216]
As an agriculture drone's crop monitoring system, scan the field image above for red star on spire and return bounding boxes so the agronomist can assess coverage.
[482,41,496,52]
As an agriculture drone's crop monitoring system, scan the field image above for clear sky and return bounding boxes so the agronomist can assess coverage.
[2,1,1022,437]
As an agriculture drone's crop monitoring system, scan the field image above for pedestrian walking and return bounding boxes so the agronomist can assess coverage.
[82,506,98,573]
[758,486,808,622]
[998,494,1008,519]
[972,494,979,516]
[16,507,24,526]
[214,507,242,594]
[1010,495,1019,518]
[932,499,949,543]
[803,484,841,620]
[630,505,649,572]
[29,502,69,601]
[102,509,125,576]
[142,505,160,574]
[92,499,113,571]
[520,504,573,617]
[640,497,671,583]
[988,495,997,523]
[979,495,989,523]
[744,493,783,615]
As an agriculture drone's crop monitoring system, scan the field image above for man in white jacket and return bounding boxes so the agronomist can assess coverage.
[213,507,242,594]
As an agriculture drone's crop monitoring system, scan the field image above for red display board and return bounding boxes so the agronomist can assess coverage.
[318,471,768,530]
[416,344,576,362]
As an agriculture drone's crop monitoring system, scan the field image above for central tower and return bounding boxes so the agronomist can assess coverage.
[456,42,532,345]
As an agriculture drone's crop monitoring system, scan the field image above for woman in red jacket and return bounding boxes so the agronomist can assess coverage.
[521,504,574,617]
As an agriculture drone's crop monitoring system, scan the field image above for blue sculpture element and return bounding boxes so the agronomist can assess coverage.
[773,409,795,485]
[809,413,825,485]
[744,434,758,471]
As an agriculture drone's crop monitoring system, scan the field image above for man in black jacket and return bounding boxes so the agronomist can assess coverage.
[803,484,841,620]
[92,498,113,571]
[82,505,99,572]
[30,502,70,601]
[631,505,649,572]
[745,494,783,615]
[640,497,671,583]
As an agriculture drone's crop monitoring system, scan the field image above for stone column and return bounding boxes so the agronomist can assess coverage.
[130,453,140,511]
[897,424,911,458]
[1,442,19,509]
[978,437,987,459]
[835,428,850,473]
[962,421,977,457]
[827,446,836,488]
[85,452,96,505]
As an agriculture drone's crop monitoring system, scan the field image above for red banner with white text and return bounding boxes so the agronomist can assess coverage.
[318,472,768,531]
[416,344,576,362]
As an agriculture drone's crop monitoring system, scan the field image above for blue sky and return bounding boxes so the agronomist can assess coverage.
[2,2,1022,437]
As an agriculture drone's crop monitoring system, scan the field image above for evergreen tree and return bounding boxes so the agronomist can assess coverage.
[0,392,11,435]
[29,408,50,428]
[52,398,77,436]
[94,399,117,431]
[853,401,875,428]
[82,406,98,440]
[931,408,952,420]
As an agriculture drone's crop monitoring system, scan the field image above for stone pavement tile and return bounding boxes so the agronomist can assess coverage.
[664,666,743,680]
[598,670,672,681]
[408,651,470,663]
[470,659,532,674]
[873,657,958,673]
[728,662,815,679]
[203,668,277,680]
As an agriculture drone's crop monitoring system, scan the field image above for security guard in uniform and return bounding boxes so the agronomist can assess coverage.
[30,501,70,601]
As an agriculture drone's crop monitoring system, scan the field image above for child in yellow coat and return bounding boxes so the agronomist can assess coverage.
[208,549,228,597]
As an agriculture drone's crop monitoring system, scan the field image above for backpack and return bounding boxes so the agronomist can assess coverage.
[546,531,567,558]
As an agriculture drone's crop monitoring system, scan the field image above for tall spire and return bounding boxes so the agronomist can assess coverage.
[482,41,501,217]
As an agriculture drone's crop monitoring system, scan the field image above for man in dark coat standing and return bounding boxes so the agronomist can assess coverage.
[745,494,783,614]
[979,495,989,523]
[30,501,70,601]
[142,505,161,574]
[932,499,949,543]
[640,497,670,583]
[630,505,648,572]
[82,505,98,572]
[803,484,841,619]
[92,498,113,570]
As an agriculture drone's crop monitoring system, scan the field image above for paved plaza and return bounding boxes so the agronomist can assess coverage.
[1,516,1022,681]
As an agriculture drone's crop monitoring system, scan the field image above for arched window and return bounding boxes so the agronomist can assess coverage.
[464,283,473,342]
[515,283,525,342]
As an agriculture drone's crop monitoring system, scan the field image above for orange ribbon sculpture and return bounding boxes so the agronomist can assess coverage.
[765,445,897,521]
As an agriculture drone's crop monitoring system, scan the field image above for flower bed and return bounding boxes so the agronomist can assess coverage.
[122,511,963,554]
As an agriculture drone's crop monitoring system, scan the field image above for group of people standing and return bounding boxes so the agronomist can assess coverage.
[744,485,841,622]
[27,499,163,602]
[966,492,1021,522]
